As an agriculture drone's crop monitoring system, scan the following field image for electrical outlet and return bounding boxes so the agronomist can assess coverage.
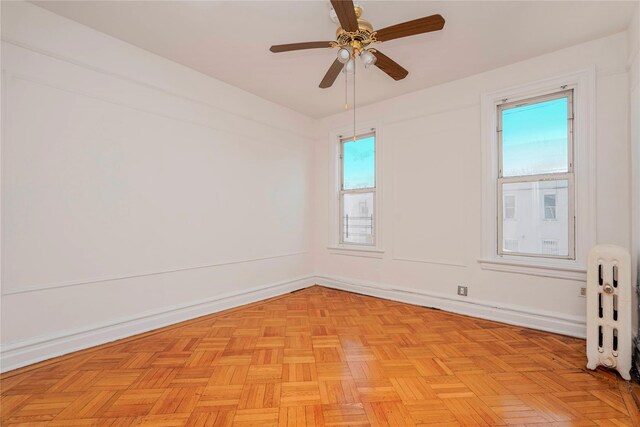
[457,285,468,297]
[580,287,587,297]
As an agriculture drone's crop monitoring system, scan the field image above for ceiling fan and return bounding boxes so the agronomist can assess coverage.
[269,0,445,88]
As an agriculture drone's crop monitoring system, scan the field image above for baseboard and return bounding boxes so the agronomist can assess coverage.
[315,275,587,338]
[0,275,315,373]
[1,273,589,373]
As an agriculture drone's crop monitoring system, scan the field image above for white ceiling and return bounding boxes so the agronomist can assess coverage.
[33,1,637,118]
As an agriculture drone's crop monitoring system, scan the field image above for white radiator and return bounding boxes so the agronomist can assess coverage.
[586,244,631,380]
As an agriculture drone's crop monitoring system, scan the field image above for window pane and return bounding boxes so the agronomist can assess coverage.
[501,97,568,177]
[343,135,375,189]
[544,194,557,220]
[504,239,519,252]
[501,180,569,256]
[541,239,559,255]
[342,192,374,244]
[504,195,516,219]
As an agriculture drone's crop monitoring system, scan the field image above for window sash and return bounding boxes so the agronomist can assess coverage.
[339,131,376,246]
[340,132,376,191]
[339,190,375,245]
[497,89,574,178]
[497,173,575,259]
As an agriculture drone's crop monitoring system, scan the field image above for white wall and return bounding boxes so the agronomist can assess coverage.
[313,32,632,338]
[1,1,637,373]
[0,2,316,371]
[628,5,640,367]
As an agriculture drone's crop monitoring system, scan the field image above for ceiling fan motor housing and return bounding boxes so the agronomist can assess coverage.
[334,5,375,52]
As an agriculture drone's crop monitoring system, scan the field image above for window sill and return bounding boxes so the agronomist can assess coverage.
[327,246,385,259]
[478,257,586,281]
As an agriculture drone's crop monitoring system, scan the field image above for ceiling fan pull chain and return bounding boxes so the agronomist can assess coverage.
[344,69,349,111]
[353,56,356,142]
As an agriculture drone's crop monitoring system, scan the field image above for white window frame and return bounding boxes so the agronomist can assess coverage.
[339,131,376,246]
[327,124,383,257]
[496,89,575,260]
[480,68,596,281]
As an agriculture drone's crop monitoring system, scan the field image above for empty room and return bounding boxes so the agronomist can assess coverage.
[1,0,640,425]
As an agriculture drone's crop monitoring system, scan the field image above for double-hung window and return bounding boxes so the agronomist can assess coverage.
[340,132,376,245]
[497,89,575,259]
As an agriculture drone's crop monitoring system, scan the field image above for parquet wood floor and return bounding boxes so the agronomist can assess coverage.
[1,286,639,426]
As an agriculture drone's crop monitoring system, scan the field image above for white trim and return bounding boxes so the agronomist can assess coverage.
[478,258,586,281]
[480,68,596,278]
[1,39,310,141]
[390,256,467,268]
[1,44,315,295]
[5,70,306,155]
[315,275,586,338]
[327,246,385,258]
[2,274,590,373]
[0,275,316,373]
[2,251,310,296]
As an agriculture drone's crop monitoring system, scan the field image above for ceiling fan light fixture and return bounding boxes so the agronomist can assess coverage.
[361,49,377,68]
[337,47,351,64]
[343,57,355,74]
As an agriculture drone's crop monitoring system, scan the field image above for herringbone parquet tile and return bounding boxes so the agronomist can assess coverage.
[1,286,639,426]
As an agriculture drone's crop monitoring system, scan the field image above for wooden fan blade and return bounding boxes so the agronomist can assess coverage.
[270,41,333,53]
[319,59,344,88]
[373,50,408,81]
[375,14,445,42]
[331,0,358,32]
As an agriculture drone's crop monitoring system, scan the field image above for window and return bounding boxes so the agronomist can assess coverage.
[340,133,376,245]
[544,194,557,220]
[481,70,595,278]
[497,90,575,259]
[504,195,516,219]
